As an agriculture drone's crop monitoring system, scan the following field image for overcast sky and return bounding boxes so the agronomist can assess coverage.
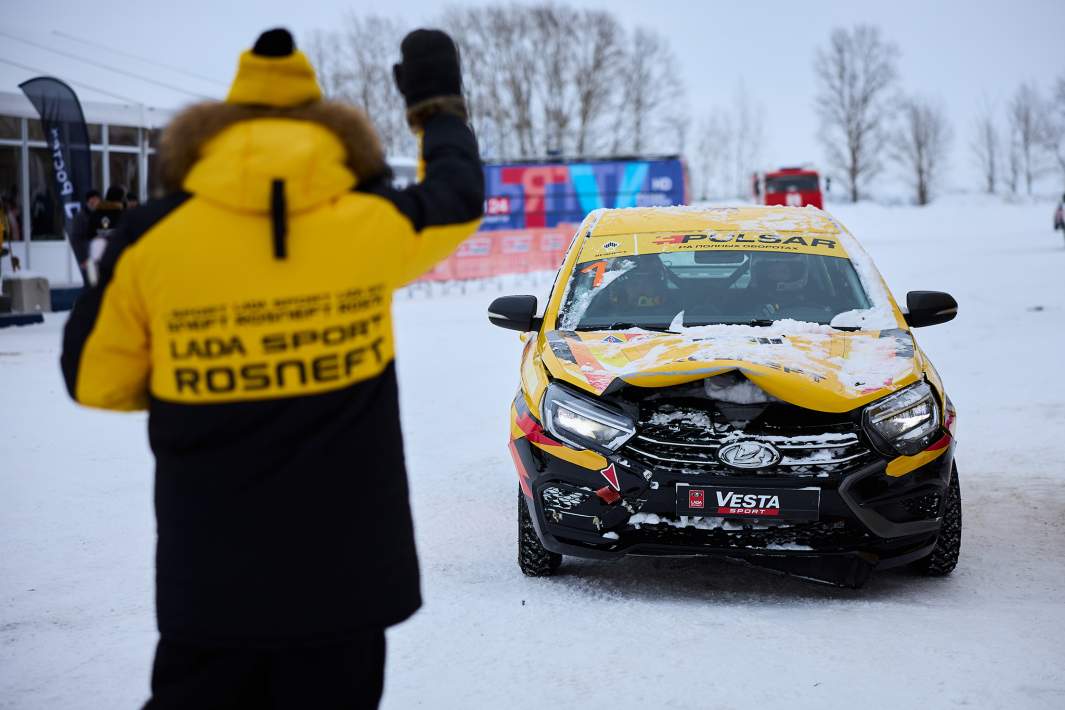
[2,0,1062,192]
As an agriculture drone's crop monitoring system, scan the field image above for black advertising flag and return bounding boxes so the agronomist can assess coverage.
[19,77,94,239]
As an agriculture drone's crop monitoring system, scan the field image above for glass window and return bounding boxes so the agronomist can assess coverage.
[0,115,20,140]
[27,118,43,142]
[109,124,139,146]
[558,250,872,331]
[90,150,104,198]
[0,145,24,241]
[765,175,819,193]
[108,152,138,200]
[147,152,162,198]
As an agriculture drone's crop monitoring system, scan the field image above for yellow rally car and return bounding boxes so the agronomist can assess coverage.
[489,206,960,588]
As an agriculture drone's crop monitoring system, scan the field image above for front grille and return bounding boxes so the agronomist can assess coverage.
[622,514,870,551]
[620,399,874,479]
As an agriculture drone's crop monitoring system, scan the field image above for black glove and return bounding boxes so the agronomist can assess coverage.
[392,29,462,108]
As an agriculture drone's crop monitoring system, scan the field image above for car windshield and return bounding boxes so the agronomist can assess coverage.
[766,175,819,193]
[557,249,872,330]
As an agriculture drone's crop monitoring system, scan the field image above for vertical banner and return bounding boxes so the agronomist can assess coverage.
[19,77,93,240]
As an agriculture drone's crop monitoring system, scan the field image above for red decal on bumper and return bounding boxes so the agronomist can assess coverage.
[600,463,620,491]
[718,507,779,516]
[926,433,951,451]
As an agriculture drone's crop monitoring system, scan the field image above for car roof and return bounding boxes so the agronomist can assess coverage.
[587,205,841,238]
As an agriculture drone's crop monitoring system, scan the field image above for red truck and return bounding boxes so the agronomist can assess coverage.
[753,167,823,209]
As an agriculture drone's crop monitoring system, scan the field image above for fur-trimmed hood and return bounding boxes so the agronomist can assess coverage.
[158,100,388,211]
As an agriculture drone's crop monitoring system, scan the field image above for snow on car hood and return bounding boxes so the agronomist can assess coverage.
[540,320,921,413]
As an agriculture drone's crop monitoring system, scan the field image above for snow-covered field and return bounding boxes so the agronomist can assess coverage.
[2,197,1064,709]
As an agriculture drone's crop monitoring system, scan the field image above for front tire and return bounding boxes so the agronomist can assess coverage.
[518,488,562,577]
[912,463,962,576]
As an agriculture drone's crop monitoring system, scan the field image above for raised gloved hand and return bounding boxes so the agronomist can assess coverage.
[392,29,467,129]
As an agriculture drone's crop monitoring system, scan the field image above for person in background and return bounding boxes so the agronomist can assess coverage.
[70,189,102,284]
[81,186,126,284]
[31,188,55,236]
[1,188,22,276]
[85,189,102,212]
[89,186,125,235]
[125,190,140,209]
[61,26,482,709]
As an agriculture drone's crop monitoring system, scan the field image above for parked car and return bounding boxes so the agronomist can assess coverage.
[489,205,960,588]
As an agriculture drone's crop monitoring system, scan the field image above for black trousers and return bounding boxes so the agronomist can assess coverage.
[144,629,385,710]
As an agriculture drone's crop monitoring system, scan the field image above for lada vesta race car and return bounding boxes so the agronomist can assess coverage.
[489,206,960,588]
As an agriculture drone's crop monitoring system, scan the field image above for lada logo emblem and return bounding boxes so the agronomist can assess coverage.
[717,440,781,469]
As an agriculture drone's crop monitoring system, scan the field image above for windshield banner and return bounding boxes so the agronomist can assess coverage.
[579,231,849,261]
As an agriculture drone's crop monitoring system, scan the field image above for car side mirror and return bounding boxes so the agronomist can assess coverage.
[488,295,542,332]
[904,291,957,328]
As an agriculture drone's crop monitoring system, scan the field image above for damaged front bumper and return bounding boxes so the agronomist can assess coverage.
[511,416,955,588]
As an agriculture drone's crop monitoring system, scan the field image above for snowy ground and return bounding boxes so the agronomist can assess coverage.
[2,197,1064,709]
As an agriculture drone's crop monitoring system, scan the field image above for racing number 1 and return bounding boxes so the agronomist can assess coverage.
[580,260,607,288]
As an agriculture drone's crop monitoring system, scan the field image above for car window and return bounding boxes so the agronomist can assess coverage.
[766,175,819,193]
[556,250,872,330]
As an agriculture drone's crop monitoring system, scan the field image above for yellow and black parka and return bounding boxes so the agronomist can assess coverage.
[60,48,483,643]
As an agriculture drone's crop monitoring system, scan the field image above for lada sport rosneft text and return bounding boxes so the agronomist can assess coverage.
[488,206,960,588]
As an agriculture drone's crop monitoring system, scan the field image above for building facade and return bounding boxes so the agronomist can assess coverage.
[0,91,174,287]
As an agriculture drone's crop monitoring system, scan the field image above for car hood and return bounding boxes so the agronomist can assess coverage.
[539,323,922,413]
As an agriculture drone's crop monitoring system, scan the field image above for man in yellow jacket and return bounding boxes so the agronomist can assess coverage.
[61,27,482,708]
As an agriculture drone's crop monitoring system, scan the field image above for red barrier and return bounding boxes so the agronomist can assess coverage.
[418,226,577,282]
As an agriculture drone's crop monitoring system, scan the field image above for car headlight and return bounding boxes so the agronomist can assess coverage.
[864,381,941,456]
[541,382,636,453]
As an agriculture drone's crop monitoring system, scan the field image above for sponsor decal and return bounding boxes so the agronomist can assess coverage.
[541,233,569,251]
[456,237,493,257]
[600,463,620,491]
[715,491,780,516]
[602,240,620,250]
[678,485,820,520]
[603,335,624,344]
[485,196,511,215]
[502,234,532,254]
[652,233,837,249]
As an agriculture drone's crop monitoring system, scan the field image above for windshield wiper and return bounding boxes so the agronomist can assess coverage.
[727,319,778,327]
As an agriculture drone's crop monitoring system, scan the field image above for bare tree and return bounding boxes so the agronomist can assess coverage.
[970,97,1000,194]
[694,110,730,199]
[304,15,413,157]
[570,10,624,155]
[1006,132,1022,194]
[1007,82,1049,195]
[528,5,582,154]
[814,25,899,202]
[730,82,765,197]
[612,28,685,155]
[305,30,346,99]
[439,7,510,158]
[892,96,952,205]
[311,3,682,161]
[1044,75,1065,185]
